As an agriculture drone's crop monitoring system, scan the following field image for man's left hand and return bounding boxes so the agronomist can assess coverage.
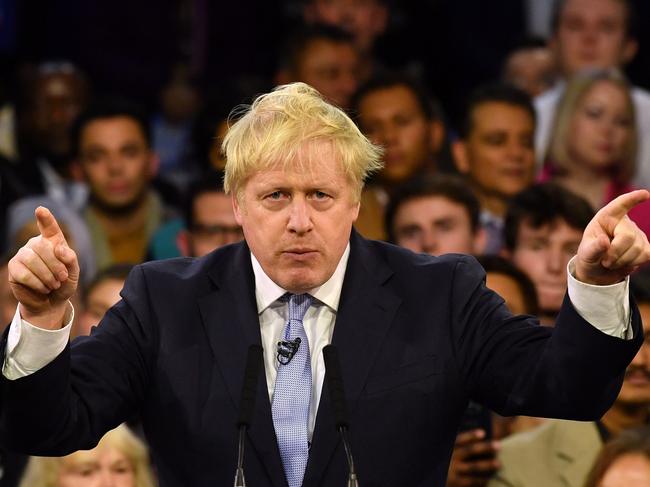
[576,190,650,286]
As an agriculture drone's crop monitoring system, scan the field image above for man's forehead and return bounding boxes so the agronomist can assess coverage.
[561,0,626,22]
[519,217,583,238]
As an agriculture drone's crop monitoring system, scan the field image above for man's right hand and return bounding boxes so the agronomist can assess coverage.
[447,429,500,487]
[8,207,79,329]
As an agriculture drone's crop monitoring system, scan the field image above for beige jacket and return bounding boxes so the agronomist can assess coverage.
[488,419,602,487]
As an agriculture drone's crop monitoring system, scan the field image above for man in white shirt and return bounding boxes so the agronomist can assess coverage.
[2,82,650,487]
[535,0,650,189]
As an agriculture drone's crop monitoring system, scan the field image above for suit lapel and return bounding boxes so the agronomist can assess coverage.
[198,242,287,487]
[551,421,602,487]
[303,232,402,485]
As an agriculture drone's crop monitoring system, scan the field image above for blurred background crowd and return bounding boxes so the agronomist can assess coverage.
[0,0,650,486]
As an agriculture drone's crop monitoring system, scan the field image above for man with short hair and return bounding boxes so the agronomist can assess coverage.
[70,99,171,271]
[489,270,650,487]
[177,171,243,257]
[385,175,485,256]
[2,83,649,486]
[503,183,594,325]
[535,0,650,189]
[453,83,537,254]
[276,24,360,110]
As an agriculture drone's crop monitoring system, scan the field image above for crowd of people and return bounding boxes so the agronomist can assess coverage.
[0,0,649,485]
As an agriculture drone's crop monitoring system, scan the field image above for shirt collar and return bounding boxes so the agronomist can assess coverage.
[251,243,350,314]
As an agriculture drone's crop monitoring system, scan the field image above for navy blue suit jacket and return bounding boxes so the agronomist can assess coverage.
[0,231,643,486]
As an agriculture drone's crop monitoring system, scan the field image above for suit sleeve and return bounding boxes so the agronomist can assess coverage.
[449,255,643,420]
[0,265,158,455]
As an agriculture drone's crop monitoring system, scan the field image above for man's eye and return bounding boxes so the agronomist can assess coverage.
[268,191,283,200]
[314,191,329,199]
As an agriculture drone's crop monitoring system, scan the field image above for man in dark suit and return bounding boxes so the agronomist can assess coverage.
[3,82,650,487]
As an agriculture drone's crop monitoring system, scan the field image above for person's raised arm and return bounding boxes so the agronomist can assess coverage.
[8,206,79,328]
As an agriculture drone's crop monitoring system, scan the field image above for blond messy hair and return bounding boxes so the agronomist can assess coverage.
[223,82,383,201]
[546,69,637,184]
[19,425,155,487]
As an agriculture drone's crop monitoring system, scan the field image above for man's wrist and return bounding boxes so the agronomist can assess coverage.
[18,303,69,330]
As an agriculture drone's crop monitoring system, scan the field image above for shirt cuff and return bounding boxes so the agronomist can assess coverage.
[567,256,631,339]
[2,302,74,380]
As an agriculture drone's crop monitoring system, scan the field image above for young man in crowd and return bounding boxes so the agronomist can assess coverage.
[70,99,173,271]
[535,0,650,189]
[452,83,536,254]
[489,269,650,487]
[352,73,447,238]
[276,24,361,111]
[176,171,243,257]
[302,0,388,79]
[74,264,133,339]
[385,174,485,256]
[503,183,594,325]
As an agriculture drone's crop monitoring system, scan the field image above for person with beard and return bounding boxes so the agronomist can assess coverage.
[14,61,90,212]
[69,99,173,272]
[489,269,650,487]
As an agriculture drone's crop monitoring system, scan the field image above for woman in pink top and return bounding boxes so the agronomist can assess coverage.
[542,69,650,236]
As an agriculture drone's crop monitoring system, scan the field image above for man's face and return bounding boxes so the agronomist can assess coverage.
[552,0,635,77]
[31,73,87,156]
[392,195,479,256]
[616,303,650,406]
[75,277,125,338]
[79,117,155,212]
[486,272,528,315]
[510,218,582,315]
[187,192,243,257]
[457,102,535,203]
[568,80,633,172]
[296,39,360,110]
[306,0,387,53]
[233,143,360,293]
[357,85,441,185]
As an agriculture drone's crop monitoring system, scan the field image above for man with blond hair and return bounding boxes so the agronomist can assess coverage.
[2,82,650,486]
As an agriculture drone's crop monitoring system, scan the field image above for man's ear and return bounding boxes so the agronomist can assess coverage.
[232,193,244,225]
[472,227,487,255]
[428,120,445,154]
[621,38,639,65]
[148,151,160,178]
[176,230,191,257]
[452,140,470,174]
[69,160,85,182]
[500,247,512,259]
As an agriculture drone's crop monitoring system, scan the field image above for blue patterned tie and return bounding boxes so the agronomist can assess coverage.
[272,293,313,487]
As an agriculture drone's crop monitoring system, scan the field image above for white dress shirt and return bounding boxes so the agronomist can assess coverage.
[2,251,632,439]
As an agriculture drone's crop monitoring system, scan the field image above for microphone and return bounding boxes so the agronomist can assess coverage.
[234,344,264,487]
[323,345,360,487]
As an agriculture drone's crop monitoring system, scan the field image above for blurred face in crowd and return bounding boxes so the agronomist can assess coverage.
[30,71,88,157]
[486,272,528,315]
[551,0,637,77]
[294,39,360,110]
[599,454,650,487]
[357,85,443,185]
[455,102,535,207]
[75,277,125,338]
[392,195,483,256]
[78,116,156,213]
[304,0,387,53]
[504,47,557,97]
[615,303,650,406]
[58,446,136,487]
[233,141,359,293]
[568,80,633,173]
[508,218,582,317]
[179,191,243,257]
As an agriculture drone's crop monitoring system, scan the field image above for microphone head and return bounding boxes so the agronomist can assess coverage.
[237,344,264,428]
[323,345,349,429]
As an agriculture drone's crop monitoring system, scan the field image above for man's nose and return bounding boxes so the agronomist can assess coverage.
[546,247,564,274]
[287,198,313,234]
[421,230,438,256]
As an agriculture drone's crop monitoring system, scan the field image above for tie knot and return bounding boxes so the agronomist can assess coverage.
[285,293,312,322]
